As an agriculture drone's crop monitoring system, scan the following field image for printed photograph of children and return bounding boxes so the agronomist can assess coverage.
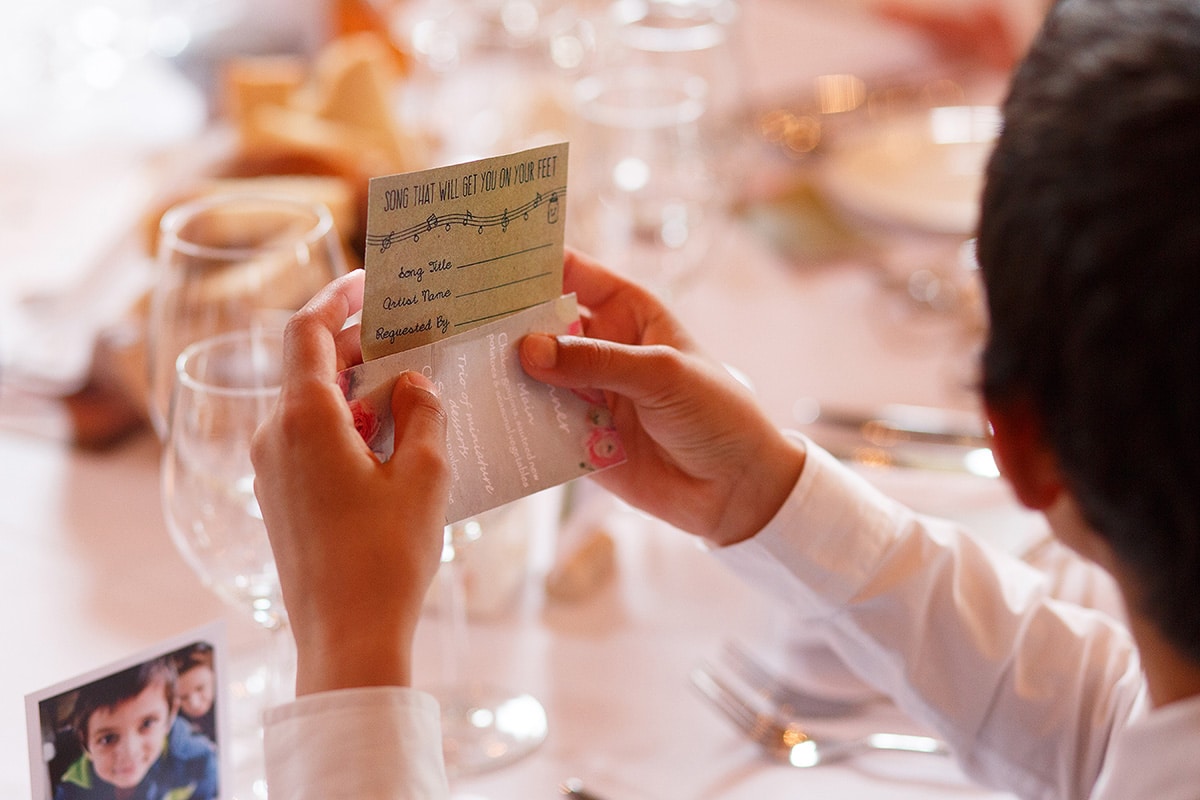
[34,641,219,800]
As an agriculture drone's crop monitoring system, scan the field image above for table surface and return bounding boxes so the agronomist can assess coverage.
[0,219,1030,800]
[0,2,1041,798]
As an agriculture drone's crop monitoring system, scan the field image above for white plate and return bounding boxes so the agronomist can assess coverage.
[819,105,1000,235]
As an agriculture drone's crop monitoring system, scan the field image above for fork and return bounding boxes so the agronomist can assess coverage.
[690,663,950,767]
[720,640,871,718]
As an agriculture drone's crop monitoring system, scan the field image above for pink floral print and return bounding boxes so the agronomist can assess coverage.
[348,399,381,444]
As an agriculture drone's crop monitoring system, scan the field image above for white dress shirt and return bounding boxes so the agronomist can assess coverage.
[715,436,1195,800]
[264,686,448,798]
[262,434,1200,799]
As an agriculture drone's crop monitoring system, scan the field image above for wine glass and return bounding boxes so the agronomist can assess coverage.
[146,192,347,439]
[159,328,289,800]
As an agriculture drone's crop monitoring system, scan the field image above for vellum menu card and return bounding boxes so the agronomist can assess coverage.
[346,143,625,523]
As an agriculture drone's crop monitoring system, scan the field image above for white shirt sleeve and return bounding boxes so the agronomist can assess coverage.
[263,686,448,800]
[713,434,1146,800]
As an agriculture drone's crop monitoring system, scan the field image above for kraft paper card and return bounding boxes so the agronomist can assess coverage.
[340,294,626,524]
[351,143,624,521]
[361,142,568,360]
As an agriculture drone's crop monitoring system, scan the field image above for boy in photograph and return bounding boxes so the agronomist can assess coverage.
[173,644,217,745]
[53,656,217,800]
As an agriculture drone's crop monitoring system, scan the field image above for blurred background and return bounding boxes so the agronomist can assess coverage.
[1,5,1069,798]
[0,0,1044,448]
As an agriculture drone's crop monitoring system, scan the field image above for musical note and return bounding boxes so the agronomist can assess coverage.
[372,188,566,247]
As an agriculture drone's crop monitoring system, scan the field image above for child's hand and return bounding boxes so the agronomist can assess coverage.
[251,270,450,695]
[519,250,805,547]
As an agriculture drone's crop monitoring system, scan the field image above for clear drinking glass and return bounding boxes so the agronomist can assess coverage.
[159,328,290,799]
[602,0,743,120]
[570,64,716,297]
[147,193,346,439]
[432,507,549,779]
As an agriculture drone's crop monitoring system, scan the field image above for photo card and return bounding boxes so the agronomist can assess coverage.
[26,621,228,800]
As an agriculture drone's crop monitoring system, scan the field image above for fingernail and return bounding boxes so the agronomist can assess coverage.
[402,371,439,397]
[523,333,559,369]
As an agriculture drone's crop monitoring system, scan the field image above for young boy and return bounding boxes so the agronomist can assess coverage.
[173,645,217,744]
[55,657,218,800]
[250,0,1200,797]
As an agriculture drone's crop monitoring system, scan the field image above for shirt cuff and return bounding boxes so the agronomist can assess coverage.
[264,686,447,799]
[712,431,912,618]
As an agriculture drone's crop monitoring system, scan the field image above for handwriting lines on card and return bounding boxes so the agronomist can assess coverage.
[365,187,567,252]
[453,242,557,325]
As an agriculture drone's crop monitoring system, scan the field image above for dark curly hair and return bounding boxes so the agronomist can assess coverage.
[978,0,1200,662]
[70,657,178,752]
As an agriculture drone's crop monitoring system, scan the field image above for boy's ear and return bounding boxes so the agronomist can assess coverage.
[985,397,1064,510]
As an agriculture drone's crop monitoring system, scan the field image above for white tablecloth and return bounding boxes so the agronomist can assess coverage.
[0,214,1032,800]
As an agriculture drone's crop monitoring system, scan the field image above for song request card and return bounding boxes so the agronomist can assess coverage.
[26,622,228,800]
[350,143,624,522]
[361,142,568,360]
[341,295,625,524]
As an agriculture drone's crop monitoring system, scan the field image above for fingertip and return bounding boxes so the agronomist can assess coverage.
[521,333,559,370]
[400,370,439,398]
[390,371,443,427]
[390,371,447,456]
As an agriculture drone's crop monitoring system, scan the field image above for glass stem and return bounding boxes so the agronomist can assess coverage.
[439,523,471,691]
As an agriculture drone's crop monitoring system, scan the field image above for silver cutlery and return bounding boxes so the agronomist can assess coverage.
[720,640,869,719]
[822,440,999,476]
[690,663,949,767]
[794,399,999,476]
[811,404,989,449]
[559,777,608,800]
[795,399,991,449]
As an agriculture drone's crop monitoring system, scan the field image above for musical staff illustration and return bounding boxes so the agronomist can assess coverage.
[366,186,566,252]
[361,142,569,361]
